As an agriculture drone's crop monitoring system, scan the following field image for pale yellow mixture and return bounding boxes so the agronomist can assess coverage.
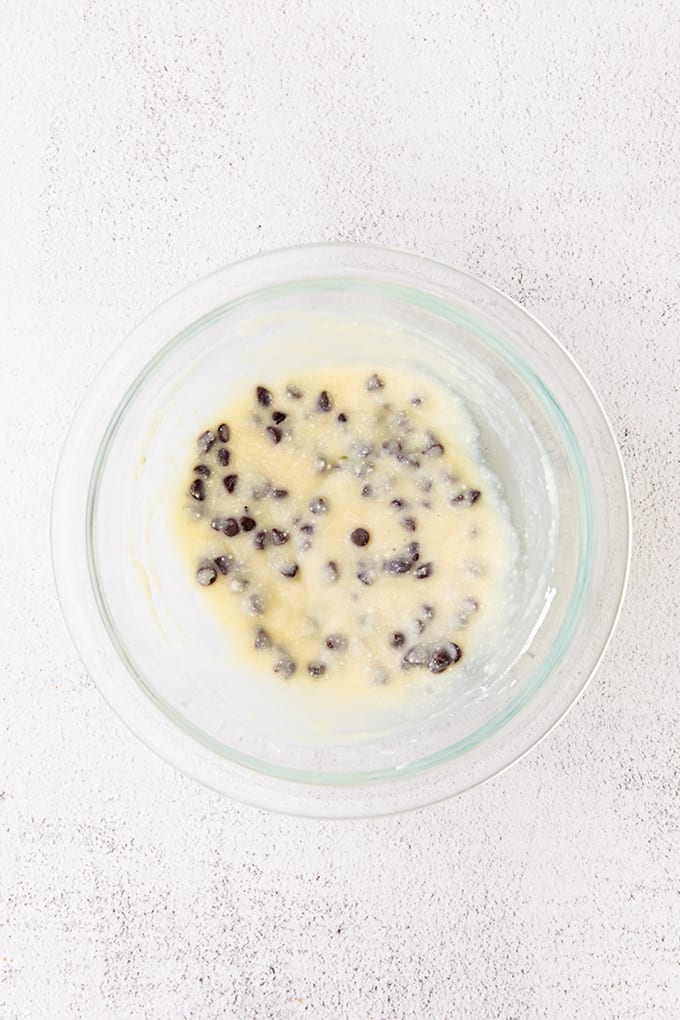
[176,366,510,693]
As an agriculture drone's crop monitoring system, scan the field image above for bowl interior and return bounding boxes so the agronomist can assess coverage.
[89,277,589,782]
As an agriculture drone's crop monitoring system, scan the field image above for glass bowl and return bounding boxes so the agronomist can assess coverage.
[51,244,630,817]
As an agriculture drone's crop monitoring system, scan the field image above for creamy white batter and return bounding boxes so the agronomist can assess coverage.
[175,366,514,696]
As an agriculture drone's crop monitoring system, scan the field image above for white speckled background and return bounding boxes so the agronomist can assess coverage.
[2,2,679,1017]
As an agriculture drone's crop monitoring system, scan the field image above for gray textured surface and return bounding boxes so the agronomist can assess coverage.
[2,2,679,1017]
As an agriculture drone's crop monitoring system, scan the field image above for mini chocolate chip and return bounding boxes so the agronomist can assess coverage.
[401,516,417,532]
[391,498,406,509]
[451,489,481,506]
[324,561,339,582]
[299,523,315,534]
[422,604,434,620]
[357,565,375,586]
[429,643,462,673]
[270,528,289,545]
[254,628,271,649]
[197,430,216,454]
[189,478,206,501]
[382,438,402,457]
[253,529,269,550]
[280,562,299,578]
[214,555,231,575]
[272,410,287,424]
[196,563,217,586]
[217,423,230,443]
[223,474,238,493]
[216,447,231,466]
[325,634,346,651]
[361,484,373,497]
[356,441,373,459]
[286,384,302,399]
[248,594,264,615]
[411,396,422,406]
[351,527,370,547]
[366,373,384,391]
[256,385,272,407]
[271,488,288,499]
[414,561,433,579]
[309,496,328,514]
[266,425,282,444]
[389,631,406,648]
[407,541,420,561]
[401,644,429,668]
[273,657,296,678]
[337,412,348,423]
[240,516,256,532]
[307,662,326,678]
[384,557,413,575]
[223,517,240,537]
[210,517,228,532]
[317,390,332,412]
[193,464,211,478]
[397,453,420,468]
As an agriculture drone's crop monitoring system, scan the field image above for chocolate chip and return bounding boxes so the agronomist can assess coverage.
[189,478,206,501]
[266,425,282,444]
[407,541,420,562]
[324,561,339,582]
[397,453,420,468]
[197,430,216,454]
[273,657,296,679]
[317,390,332,412]
[240,516,256,532]
[272,410,287,424]
[384,557,413,575]
[309,496,328,514]
[217,423,230,443]
[428,643,462,673]
[253,529,269,550]
[401,516,417,532]
[391,498,405,510]
[248,594,264,615]
[382,439,402,457]
[216,447,231,466]
[214,555,231,575]
[210,517,228,532]
[401,644,429,668]
[411,396,422,406]
[307,662,326,678]
[196,563,217,586]
[223,473,238,493]
[366,373,384,391]
[351,527,370,547]
[325,634,346,651]
[337,412,348,423]
[254,628,271,649]
[193,464,211,478]
[272,488,288,499]
[357,565,375,586]
[414,562,433,579]
[256,386,272,407]
[286,384,302,399]
[280,563,299,578]
[389,631,405,648]
[356,441,373,459]
[422,435,444,457]
[270,528,289,545]
[422,604,434,620]
[223,517,240,536]
[451,489,482,506]
[361,484,373,497]
[300,523,315,534]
